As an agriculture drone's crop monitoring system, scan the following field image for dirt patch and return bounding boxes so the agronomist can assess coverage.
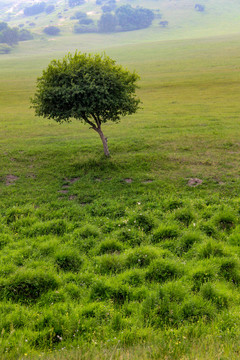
[6,175,19,186]
[94,178,102,182]
[69,195,77,200]
[187,178,203,187]
[142,179,154,184]
[64,177,81,184]
[124,178,133,183]
[62,184,70,189]
[58,189,69,194]
[27,173,36,179]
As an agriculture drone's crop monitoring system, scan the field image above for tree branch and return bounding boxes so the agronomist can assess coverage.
[83,114,97,130]
[91,113,101,129]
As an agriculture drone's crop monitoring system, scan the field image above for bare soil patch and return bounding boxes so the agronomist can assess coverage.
[187,178,203,187]
[6,175,19,186]
[124,178,133,183]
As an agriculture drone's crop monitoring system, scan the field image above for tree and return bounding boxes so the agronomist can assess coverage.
[69,0,85,7]
[24,2,46,16]
[98,13,117,33]
[195,4,205,12]
[31,52,140,157]
[43,26,60,36]
[116,5,154,32]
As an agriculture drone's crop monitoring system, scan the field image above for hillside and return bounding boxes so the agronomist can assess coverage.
[1,0,240,51]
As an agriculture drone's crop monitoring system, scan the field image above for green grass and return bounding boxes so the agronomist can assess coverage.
[0,31,240,359]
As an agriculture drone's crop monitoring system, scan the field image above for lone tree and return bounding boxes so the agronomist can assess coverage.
[31,52,140,156]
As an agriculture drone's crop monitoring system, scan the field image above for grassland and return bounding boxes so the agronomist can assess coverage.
[0,33,240,359]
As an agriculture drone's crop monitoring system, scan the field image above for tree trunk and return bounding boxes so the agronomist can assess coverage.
[94,127,110,157]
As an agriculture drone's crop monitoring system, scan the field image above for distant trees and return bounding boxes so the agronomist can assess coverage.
[97,5,154,33]
[69,0,85,7]
[45,5,55,14]
[0,22,33,54]
[71,3,154,35]
[24,2,46,16]
[159,20,168,28]
[18,29,34,41]
[195,4,205,12]
[71,11,87,20]
[43,26,60,36]
[98,13,117,33]
[0,43,12,54]
[115,5,154,31]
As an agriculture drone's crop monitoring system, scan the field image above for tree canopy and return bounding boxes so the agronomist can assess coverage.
[31,52,140,156]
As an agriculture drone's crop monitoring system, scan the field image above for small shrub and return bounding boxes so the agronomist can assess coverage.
[55,249,83,272]
[151,224,179,243]
[145,259,183,282]
[0,270,59,303]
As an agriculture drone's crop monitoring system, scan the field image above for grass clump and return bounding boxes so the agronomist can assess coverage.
[151,223,179,243]
[200,282,230,309]
[214,210,237,231]
[55,248,83,272]
[0,269,59,303]
[116,228,145,247]
[174,207,195,226]
[97,239,123,254]
[191,264,218,291]
[125,246,159,268]
[196,239,226,259]
[177,231,202,255]
[219,258,240,285]
[181,296,216,322]
[128,213,155,233]
[94,253,124,274]
[145,258,184,283]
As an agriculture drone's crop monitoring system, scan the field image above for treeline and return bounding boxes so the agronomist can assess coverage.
[0,22,33,54]
[74,4,155,34]
[23,2,55,16]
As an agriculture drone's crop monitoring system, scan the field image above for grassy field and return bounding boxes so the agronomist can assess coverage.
[0,32,240,359]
